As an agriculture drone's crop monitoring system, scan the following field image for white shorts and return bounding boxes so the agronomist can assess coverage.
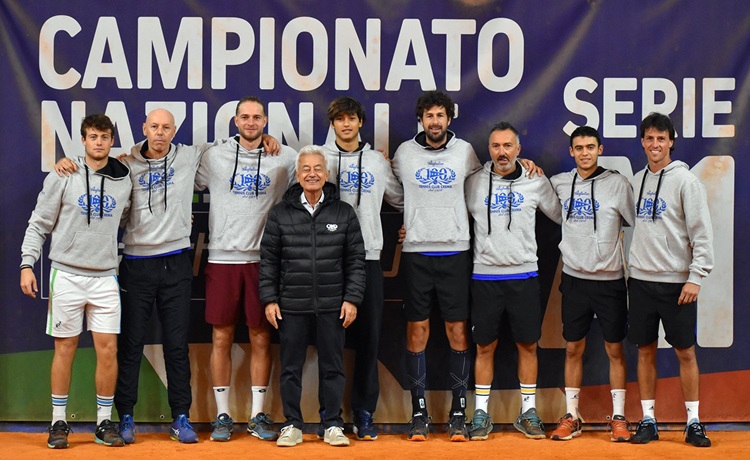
[46,269,121,338]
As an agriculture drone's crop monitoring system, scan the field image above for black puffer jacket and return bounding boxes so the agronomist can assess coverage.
[259,182,366,314]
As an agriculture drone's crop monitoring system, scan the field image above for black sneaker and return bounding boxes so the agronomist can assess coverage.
[631,418,659,444]
[447,411,469,442]
[95,419,125,447]
[407,412,430,441]
[685,420,711,447]
[47,420,70,449]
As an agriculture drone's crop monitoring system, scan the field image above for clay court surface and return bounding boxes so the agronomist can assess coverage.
[2,429,747,459]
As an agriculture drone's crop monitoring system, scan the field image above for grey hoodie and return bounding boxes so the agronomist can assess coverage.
[551,167,635,280]
[21,157,132,276]
[121,141,213,256]
[322,141,403,260]
[466,161,561,275]
[195,136,297,262]
[391,131,481,253]
[629,160,713,285]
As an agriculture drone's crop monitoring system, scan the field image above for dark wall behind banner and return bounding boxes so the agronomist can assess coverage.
[1,0,747,421]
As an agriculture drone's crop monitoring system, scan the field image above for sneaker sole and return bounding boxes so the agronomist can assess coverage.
[210,435,231,442]
[450,434,469,442]
[95,436,125,447]
[325,440,351,447]
[686,439,711,447]
[47,442,68,449]
[248,431,278,441]
[353,427,378,441]
[470,434,489,441]
[514,423,546,439]
[630,436,658,444]
[610,434,631,442]
[551,430,581,441]
[277,440,302,447]
[408,434,427,441]
[170,435,198,443]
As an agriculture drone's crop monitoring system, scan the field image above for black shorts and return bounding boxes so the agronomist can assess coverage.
[401,251,471,322]
[559,273,628,343]
[627,278,697,348]
[470,277,542,345]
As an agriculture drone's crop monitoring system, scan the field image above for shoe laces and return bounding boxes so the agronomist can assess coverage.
[525,414,543,430]
[175,415,194,431]
[449,413,465,427]
[356,411,374,429]
[687,421,706,436]
[410,414,429,429]
[121,415,135,430]
[255,413,274,426]
[557,416,578,431]
[279,425,296,437]
[48,421,71,435]
[472,411,488,425]
[607,416,630,433]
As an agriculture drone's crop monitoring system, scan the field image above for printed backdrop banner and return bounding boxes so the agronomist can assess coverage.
[0,0,747,423]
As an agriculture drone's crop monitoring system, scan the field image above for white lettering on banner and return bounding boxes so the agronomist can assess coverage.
[39,15,524,92]
[138,17,203,89]
[563,76,736,138]
[82,17,132,89]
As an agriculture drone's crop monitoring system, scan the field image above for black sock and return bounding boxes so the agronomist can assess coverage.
[406,350,427,414]
[449,348,470,414]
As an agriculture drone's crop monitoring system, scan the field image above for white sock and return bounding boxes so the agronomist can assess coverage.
[520,384,536,413]
[96,394,114,424]
[251,386,268,418]
[641,399,655,420]
[685,400,700,424]
[475,384,491,413]
[611,389,626,417]
[565,387,580,418]
[213,386,230,417]
[51,394,67,424]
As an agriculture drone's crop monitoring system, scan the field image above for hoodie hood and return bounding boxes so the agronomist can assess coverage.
[412,129,457,151]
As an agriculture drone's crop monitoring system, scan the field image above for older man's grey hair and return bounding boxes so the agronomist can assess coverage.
[296,145,329,170]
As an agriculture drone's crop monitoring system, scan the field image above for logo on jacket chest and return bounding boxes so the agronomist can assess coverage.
[326,223,339,232]
[637,194,667,220]
[415,161,456,190]
[77,187,117,218]
[231,168,272,196]
[137,167,175,191]
[339,168,375,194]
[485,191,524,214]
[564,192,601,221]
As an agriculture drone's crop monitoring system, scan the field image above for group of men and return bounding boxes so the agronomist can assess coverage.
[20,89,713,449]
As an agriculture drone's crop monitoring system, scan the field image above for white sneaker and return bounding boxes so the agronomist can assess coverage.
[323,426,350,446]
[276,425,302,447]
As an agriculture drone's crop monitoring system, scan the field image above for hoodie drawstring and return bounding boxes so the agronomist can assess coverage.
[487,172,493,235]
[566,173,578,222]
[356,150,363,207]
[255,148,263,198]
[590,180,596,232]
[85,164,91,226]
[230,142,239,191]
[507,181,513,230]
[163,157,168,210]
[652,169,665,222]
[147,162,153,214]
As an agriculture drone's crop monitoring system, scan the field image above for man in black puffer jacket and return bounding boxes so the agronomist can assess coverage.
[260,145,365,447]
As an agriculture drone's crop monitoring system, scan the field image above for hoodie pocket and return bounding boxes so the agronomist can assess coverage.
[129,200,190,245]
[61,232,116,270]
[630,231,687,273]
[407,207,459,243]
[476,231,529,266]
[559,236,620,273]
[214,213,266,251]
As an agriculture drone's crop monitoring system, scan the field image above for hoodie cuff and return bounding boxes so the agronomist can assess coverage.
[687,272,704,286]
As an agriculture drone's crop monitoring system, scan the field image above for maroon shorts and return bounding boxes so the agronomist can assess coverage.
[205,262,266,328]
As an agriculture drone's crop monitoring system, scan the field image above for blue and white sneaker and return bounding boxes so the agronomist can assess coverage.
[119,414,136,444]
[170,414,198,443]
[210,413,234,442]
[247,413,278,441]
[353,410,378,440]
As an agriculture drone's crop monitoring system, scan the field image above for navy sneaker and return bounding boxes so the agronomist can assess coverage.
[447,411,469,442]
[210,413,234,442]
[119,414,136,444]
[685,419,711,447]
[631,418,659,444]
[170,414,198,443]
[353,410,378,440]
[47,420,70,449]
[247,413,278,441]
